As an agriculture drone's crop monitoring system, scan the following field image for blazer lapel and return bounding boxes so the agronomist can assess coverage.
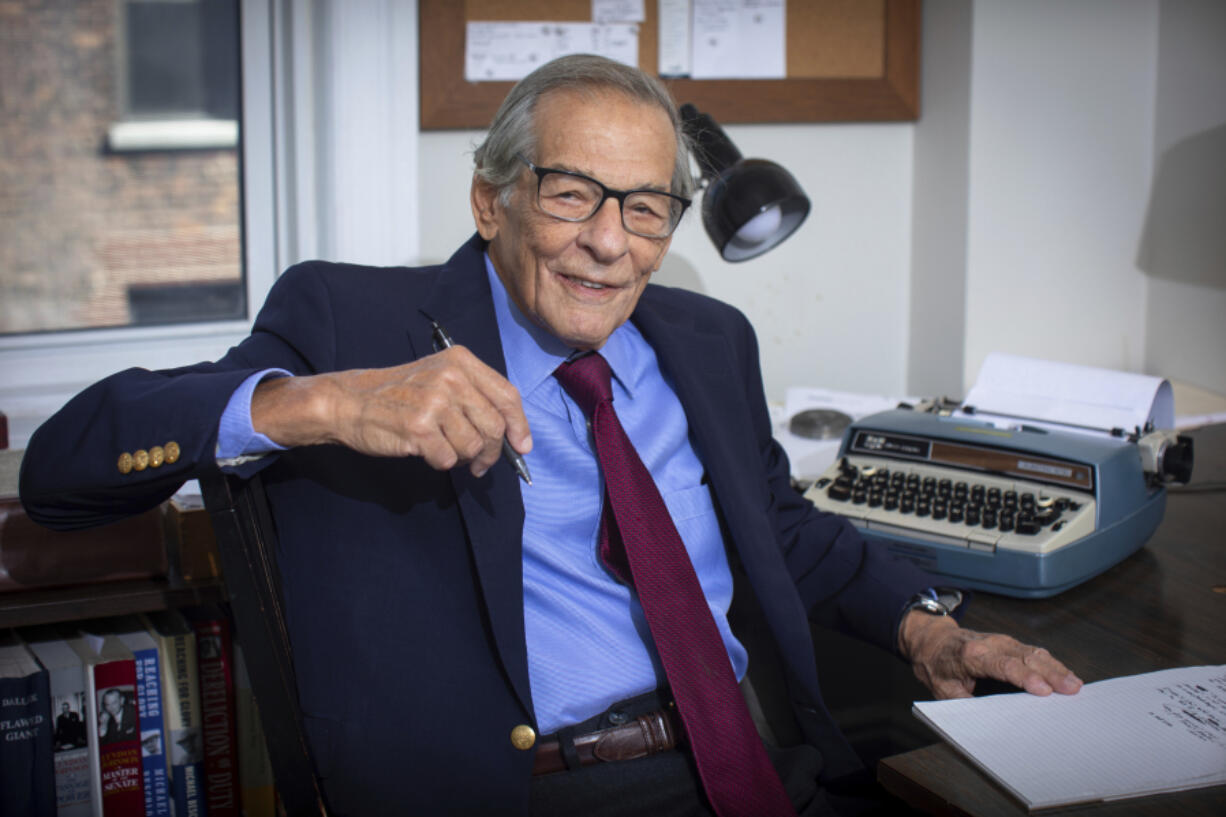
[632,287,757,540]
[633,288,819,684]
[415,237,534,721]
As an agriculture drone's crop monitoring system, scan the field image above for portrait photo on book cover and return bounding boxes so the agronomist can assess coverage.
[172,726,203,765]
[141,728,164,757]
[198,634,222,660]
[52,692,89,751]
[97,685,138,745]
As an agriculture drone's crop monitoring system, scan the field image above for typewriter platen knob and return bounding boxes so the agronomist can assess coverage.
[1138,430,1194,485]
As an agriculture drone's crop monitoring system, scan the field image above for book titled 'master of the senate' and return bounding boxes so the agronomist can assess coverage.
[72,631,146,814]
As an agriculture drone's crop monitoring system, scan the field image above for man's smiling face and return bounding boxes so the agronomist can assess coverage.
[472,88,677,351]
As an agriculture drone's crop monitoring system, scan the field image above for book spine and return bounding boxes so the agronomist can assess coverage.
[82,662,104,816]
[0,655,55,816]
[194,617,239,817]
[131,644,172,816]
[92,658,145,815]
[46,658,94,815]
[162,628,206,817]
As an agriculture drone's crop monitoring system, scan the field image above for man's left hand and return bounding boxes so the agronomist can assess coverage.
[899,612,1083,699]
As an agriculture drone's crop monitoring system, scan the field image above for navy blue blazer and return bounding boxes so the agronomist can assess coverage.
[22,234,933,815]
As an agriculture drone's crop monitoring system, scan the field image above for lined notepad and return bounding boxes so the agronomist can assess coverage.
[913,666,1226,810]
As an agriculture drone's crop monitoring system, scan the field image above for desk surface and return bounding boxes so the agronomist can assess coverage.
[878,422,1226,816]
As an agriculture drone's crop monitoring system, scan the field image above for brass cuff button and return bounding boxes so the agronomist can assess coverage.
[510,724,536,751]
[149,446,165,468]
[117,452,134,475]
[133,449,149,471]
[164,441,181,464]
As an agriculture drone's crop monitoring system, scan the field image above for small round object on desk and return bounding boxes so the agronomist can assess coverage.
[788,408,852,440]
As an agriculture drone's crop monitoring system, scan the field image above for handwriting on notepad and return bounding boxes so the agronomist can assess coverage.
[1148,672,1226,747]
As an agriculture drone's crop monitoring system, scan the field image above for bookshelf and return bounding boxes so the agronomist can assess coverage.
[0,577,224,630]
[1,465,225,630]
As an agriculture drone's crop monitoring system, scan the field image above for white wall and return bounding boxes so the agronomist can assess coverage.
[1142,0,1226,395]
[962,0,1159,388]
[908,0,972,400]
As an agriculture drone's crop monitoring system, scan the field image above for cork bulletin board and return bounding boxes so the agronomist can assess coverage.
[419,0,920,130]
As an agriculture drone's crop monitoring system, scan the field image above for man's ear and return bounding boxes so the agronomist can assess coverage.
[471,176,503,241]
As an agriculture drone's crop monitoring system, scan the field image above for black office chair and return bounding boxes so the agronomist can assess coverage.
[199,469,328,816]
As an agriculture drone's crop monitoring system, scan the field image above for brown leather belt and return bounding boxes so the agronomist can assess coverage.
[532,708,682,776]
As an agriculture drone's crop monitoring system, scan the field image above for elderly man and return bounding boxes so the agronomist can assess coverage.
[22,55,1079,815]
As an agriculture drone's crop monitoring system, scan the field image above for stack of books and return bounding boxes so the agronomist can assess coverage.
[1,608,274,817]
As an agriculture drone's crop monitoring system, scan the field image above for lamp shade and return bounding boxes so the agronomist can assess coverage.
[681,104,811,262]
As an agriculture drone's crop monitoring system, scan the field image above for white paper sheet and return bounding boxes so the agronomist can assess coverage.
[657,0,692,76]
[913,666,1226,810]
[465,22,639,82]
[593,0,645,24]
[963,353,1174,436]
[691,0,785,79]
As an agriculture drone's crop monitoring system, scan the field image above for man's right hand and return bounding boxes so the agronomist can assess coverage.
[250,346,532,478]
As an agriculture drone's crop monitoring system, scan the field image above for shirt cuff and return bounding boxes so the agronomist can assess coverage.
[216,369,291,466]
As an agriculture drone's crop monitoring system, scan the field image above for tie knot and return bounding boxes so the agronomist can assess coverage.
[554,352,614,417]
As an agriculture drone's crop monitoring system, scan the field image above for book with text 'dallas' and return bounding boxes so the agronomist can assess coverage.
[1,631,55,816]
[913,665,1226,811]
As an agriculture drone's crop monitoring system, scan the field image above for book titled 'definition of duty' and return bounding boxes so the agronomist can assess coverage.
[914,665,1226,811]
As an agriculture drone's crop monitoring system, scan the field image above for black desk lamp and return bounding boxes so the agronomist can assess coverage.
[681,104,811,262]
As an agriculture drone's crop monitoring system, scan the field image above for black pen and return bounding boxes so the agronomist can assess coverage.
[428,319,533,486]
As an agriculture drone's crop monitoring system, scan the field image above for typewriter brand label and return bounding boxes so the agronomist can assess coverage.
[1017,460,1074,478]
[854,432,931,459]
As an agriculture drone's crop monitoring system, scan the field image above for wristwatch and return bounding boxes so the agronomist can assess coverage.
[903,587,964,617]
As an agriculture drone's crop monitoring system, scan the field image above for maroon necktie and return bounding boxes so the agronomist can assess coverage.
[555,353,796,817]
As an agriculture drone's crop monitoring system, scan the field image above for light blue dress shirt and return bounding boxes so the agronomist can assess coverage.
[216,257,749,734]
[484,256,747,734]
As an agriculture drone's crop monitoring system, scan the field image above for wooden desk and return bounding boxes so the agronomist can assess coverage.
[878,422,1226,815]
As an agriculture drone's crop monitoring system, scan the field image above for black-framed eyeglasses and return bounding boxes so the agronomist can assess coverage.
[518,155,690,239]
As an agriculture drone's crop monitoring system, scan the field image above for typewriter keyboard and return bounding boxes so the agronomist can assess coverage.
[803,456,1097,555]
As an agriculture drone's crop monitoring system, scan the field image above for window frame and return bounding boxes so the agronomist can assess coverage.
[0,0,276,449]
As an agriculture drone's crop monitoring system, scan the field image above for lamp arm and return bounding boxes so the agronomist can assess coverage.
[680,104,743,180]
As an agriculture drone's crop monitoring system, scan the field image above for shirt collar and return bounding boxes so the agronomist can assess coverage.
[484,253,640,400]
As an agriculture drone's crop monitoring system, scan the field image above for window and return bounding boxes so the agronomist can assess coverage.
[0,0,244,336]
[0,0,276,449]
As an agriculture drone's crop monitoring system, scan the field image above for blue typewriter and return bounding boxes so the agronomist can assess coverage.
[803,407,1193,598]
